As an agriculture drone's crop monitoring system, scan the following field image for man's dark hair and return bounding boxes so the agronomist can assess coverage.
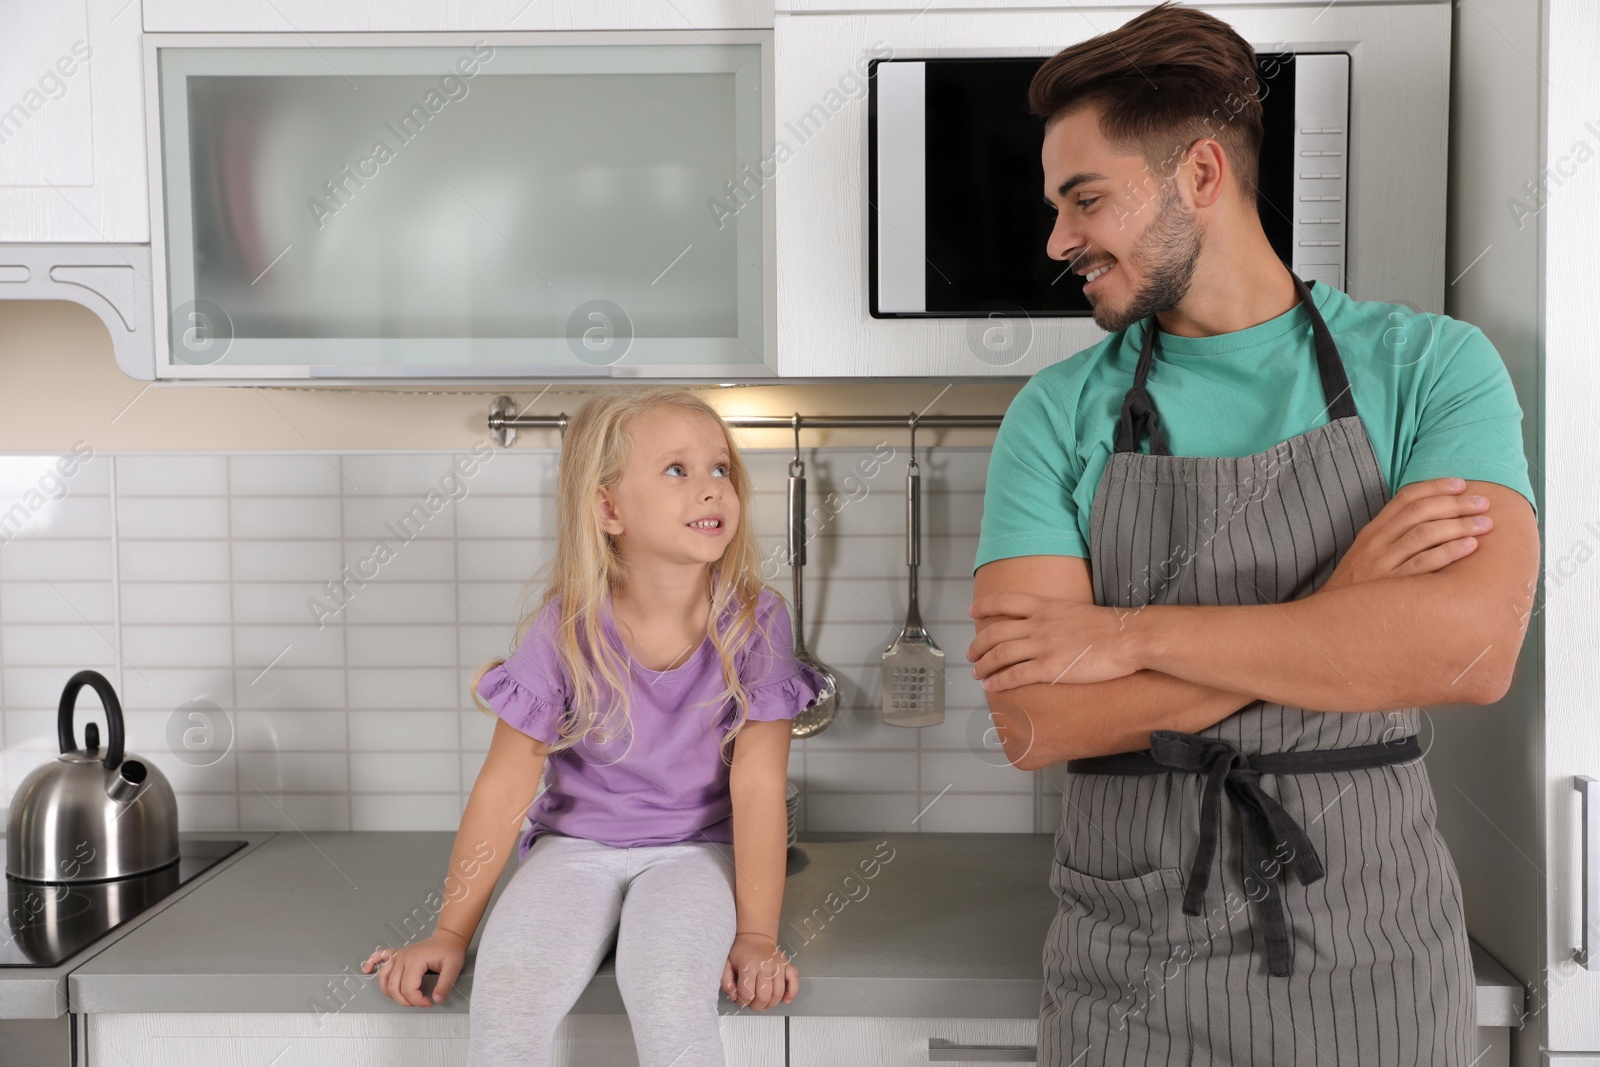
[1027,1,1264,213]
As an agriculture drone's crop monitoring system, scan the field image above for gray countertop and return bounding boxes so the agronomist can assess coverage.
[35,831,1524,1024]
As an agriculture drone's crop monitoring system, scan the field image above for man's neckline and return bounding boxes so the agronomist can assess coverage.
[1140,280,1330,358]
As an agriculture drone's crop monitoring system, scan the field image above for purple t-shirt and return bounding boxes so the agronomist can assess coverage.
[475,585,828,859]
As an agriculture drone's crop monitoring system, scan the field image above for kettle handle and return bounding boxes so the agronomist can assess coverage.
[57,669,124,770]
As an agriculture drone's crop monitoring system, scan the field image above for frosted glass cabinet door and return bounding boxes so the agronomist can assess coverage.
[149,33,771,380]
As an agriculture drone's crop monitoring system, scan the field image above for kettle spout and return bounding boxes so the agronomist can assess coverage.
[106,759,148,804]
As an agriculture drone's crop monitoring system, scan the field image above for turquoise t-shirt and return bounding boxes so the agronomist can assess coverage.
[973,280,1537,573]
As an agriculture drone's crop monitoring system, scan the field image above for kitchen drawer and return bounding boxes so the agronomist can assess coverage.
[87,1011,784,1066]
[790,1016,1038,1066]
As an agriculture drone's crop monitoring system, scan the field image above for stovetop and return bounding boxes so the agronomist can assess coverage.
[0,837,248,968]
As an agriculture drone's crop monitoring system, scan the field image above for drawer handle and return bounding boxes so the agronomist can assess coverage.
[1577,775,1599,970]
[927,1037,1037,1062]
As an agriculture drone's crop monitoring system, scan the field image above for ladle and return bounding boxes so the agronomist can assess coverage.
[786,417,839,738]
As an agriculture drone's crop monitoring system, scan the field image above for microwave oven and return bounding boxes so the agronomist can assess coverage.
[868,52,1349,318]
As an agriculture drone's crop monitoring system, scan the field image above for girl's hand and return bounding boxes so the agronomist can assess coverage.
[361,931,468,1008]
[721,933,797,1011]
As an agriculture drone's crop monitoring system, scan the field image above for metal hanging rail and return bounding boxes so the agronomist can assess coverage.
[487,396,1003,447]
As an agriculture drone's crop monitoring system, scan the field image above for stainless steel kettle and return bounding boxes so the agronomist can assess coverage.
[6,670,180,883]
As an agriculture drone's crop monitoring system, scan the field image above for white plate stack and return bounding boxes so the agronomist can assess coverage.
[785,780,800,848]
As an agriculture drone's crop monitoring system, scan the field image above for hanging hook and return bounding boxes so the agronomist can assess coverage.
[907,412,919,475]
[789,413,804,477]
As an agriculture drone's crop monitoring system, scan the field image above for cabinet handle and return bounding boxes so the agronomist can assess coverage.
[927,1037,1037,1062]
[1578,775,1599,970]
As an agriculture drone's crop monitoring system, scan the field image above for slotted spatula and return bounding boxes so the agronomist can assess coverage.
[882,427,944,727]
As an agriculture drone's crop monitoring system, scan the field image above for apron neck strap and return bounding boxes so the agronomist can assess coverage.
[1114,271,1356,456]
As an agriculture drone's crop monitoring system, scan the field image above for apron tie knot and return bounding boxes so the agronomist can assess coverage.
[1069,733,1421,978]
[1148,730,1326,977]
[1115,384,1170,456]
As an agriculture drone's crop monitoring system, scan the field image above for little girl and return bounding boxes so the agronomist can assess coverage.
[360,387,828,1067]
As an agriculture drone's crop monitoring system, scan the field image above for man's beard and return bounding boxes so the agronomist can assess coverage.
[1089,183,1204,335]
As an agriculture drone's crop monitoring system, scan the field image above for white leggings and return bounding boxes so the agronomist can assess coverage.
[466,832,738,1067]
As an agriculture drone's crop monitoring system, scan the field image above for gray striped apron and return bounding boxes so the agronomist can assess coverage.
[1037,272,1476,1066]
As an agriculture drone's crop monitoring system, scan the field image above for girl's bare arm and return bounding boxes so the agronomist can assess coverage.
[434,718,551,946]
[727,719,792,944]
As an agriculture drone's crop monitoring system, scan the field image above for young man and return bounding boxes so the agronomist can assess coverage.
[966,3,1539,1064]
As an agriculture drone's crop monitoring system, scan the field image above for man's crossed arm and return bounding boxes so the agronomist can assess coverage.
[968,479,1539,769]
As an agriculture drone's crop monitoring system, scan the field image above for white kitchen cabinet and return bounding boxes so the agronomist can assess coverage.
[81,1009,1520,1066]
[140,1,772,32]
[788,1017,1513,1067]
[86,1011,785,1066]
[0,0,149,242]
[790,1017,1038,1066]
[138,31,773,381]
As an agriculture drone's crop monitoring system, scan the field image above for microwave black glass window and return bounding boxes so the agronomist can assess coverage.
[867,53,1348,317]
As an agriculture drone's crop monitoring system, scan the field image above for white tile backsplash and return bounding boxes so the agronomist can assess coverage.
[239,791,350,832]
[2,623,118,665]
[0,454,108,497]
[4,496,112,540]
[176,791,240,831]
[234,540,344,582]
[116,455,228,496]
[240,751,349,794]
[232,669,346,712]
[350,709,459,752]
[236,625,344,669]
[342,496,453,542]
[231,496,342,539]
[234,706,347,751]
[1,539,114,581]
[343,581,458,625]
[118,539,228,582]
[120,582,231,625]
[234,582,335,625]
[0,448,1038,836]
[121,624,233,668]
[228,455,342,496]
[0,581,115,623]
[116,496,230,540]
[454,495,547,539]
[913,793,1037,833]
[109,668,233,714]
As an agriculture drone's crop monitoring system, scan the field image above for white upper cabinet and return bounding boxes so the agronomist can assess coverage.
[0,0,149,243]
[141,1,773,32]
[1,0,1450,382]
[142,31,774,380]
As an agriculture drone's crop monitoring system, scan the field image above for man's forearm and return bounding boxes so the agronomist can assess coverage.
[1125,573,1509,711]
[993,670,1258,767]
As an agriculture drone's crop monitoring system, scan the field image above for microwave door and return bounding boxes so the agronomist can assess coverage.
[868,52,1349,319]
[872,60,929,316]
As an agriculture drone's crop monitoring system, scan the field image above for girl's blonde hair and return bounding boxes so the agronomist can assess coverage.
[469,387,772,764]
